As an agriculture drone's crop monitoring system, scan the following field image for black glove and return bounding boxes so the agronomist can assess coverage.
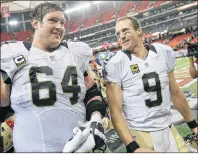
[90,121,106,151]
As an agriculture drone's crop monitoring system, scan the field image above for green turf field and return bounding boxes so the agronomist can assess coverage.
[174,57,189,71]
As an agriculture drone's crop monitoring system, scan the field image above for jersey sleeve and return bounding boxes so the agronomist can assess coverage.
[67,41,93,74]
[82,43,94,73]
[155,43,176,72]
[102,52,122,86]
[165,45,176,72]
[0,42,17,84]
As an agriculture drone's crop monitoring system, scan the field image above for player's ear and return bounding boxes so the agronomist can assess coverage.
[137,27,142,37]
[31,19,39,30]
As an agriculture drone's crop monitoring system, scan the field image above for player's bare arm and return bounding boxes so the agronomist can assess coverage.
[0,73,11,153]
[106,81,155,152]
[169,71,198,134]
[78,68,107,151]
[105,81,133,145]
[0,73,10,107]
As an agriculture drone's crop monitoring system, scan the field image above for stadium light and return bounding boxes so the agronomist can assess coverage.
[9,20,18,25]
[93,1,102,4]
[65,1,103,14]
[65,3,91,14]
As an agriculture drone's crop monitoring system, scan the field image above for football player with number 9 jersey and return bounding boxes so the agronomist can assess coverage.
[0,2,106,152]
[103,16,198,152]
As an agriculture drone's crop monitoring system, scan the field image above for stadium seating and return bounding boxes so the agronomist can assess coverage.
[117,1,136,18]
[167,33,193,49]
[69,20,79,32]
[1,0,197,52]
[152,1,167,8]
[101,9,116,24]
[134,1,150,13]
[1,32,12,42]
[15,31,33,41]
[190,37,198,43]
[83,14,100,28]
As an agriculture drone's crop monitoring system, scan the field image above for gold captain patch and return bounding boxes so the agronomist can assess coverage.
[130,64,140,74]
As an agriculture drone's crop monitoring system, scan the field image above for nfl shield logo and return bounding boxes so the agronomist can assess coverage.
[145,63,149,67]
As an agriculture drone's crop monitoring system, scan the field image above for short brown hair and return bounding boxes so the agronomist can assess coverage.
[30,2,64,22]
[116,16,141,30]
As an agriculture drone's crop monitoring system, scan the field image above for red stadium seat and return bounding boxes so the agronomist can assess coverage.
[15,31,33,41]
[134,1,150,13]
[117,1,136,18]
[101,9,116,24]
[167,33,193,48]
[190,37,198,43]
[153,1,167,8]
[83,14,99,28]
[69,20,79,32]
[0,32,12,42]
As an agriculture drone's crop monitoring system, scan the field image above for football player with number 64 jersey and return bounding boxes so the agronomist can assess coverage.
[0,2,106,152]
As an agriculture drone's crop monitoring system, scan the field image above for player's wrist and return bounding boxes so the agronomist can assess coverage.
[126,141,140,153]
[187,119,198,129]
[90,111,102,123]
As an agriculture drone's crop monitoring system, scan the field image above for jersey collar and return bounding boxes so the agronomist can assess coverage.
[22,41,68,51]
[122,44,157,61]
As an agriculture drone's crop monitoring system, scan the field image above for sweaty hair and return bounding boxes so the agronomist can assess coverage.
[116,16,141,30]
[30,2,64,22]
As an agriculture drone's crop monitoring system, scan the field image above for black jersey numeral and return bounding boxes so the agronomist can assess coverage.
[29,66,80,107]
[142,72,162,108]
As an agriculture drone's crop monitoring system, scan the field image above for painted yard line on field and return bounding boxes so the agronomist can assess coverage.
[181,78,197,88]
[176,77,192,80]
[175,75,191,78]
[176,79,183,83]
[174,71,189,74]
[174,64,189,70]
[175,73,190,76]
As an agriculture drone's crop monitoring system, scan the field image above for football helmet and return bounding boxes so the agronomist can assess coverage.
[1,115,14,152]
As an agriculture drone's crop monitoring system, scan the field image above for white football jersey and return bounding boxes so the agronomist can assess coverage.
[1,41,93,152]
[103,43,175,132]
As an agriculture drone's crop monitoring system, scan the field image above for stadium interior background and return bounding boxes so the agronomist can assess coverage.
[1,1,197,53]
[0,0,198,152]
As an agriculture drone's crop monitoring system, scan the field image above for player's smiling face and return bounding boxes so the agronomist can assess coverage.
[115,19,141,51]
[33,11,66,49]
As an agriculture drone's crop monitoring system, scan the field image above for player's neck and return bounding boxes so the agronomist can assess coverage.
[32,40,54,52]
[32,40,47,52]
[132,43,148,60]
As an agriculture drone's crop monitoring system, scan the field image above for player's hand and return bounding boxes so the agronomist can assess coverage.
[191,127,198,135]
[134,148,155,152]
[77,121,106,151]
[102,117,110,130]
[63,127,91,152]
[89,120,106,151]
[77,112,107,151]
[74,132,96,152]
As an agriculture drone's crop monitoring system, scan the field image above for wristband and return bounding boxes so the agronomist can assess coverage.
[187,119,198,129]
[126,141,140,153]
